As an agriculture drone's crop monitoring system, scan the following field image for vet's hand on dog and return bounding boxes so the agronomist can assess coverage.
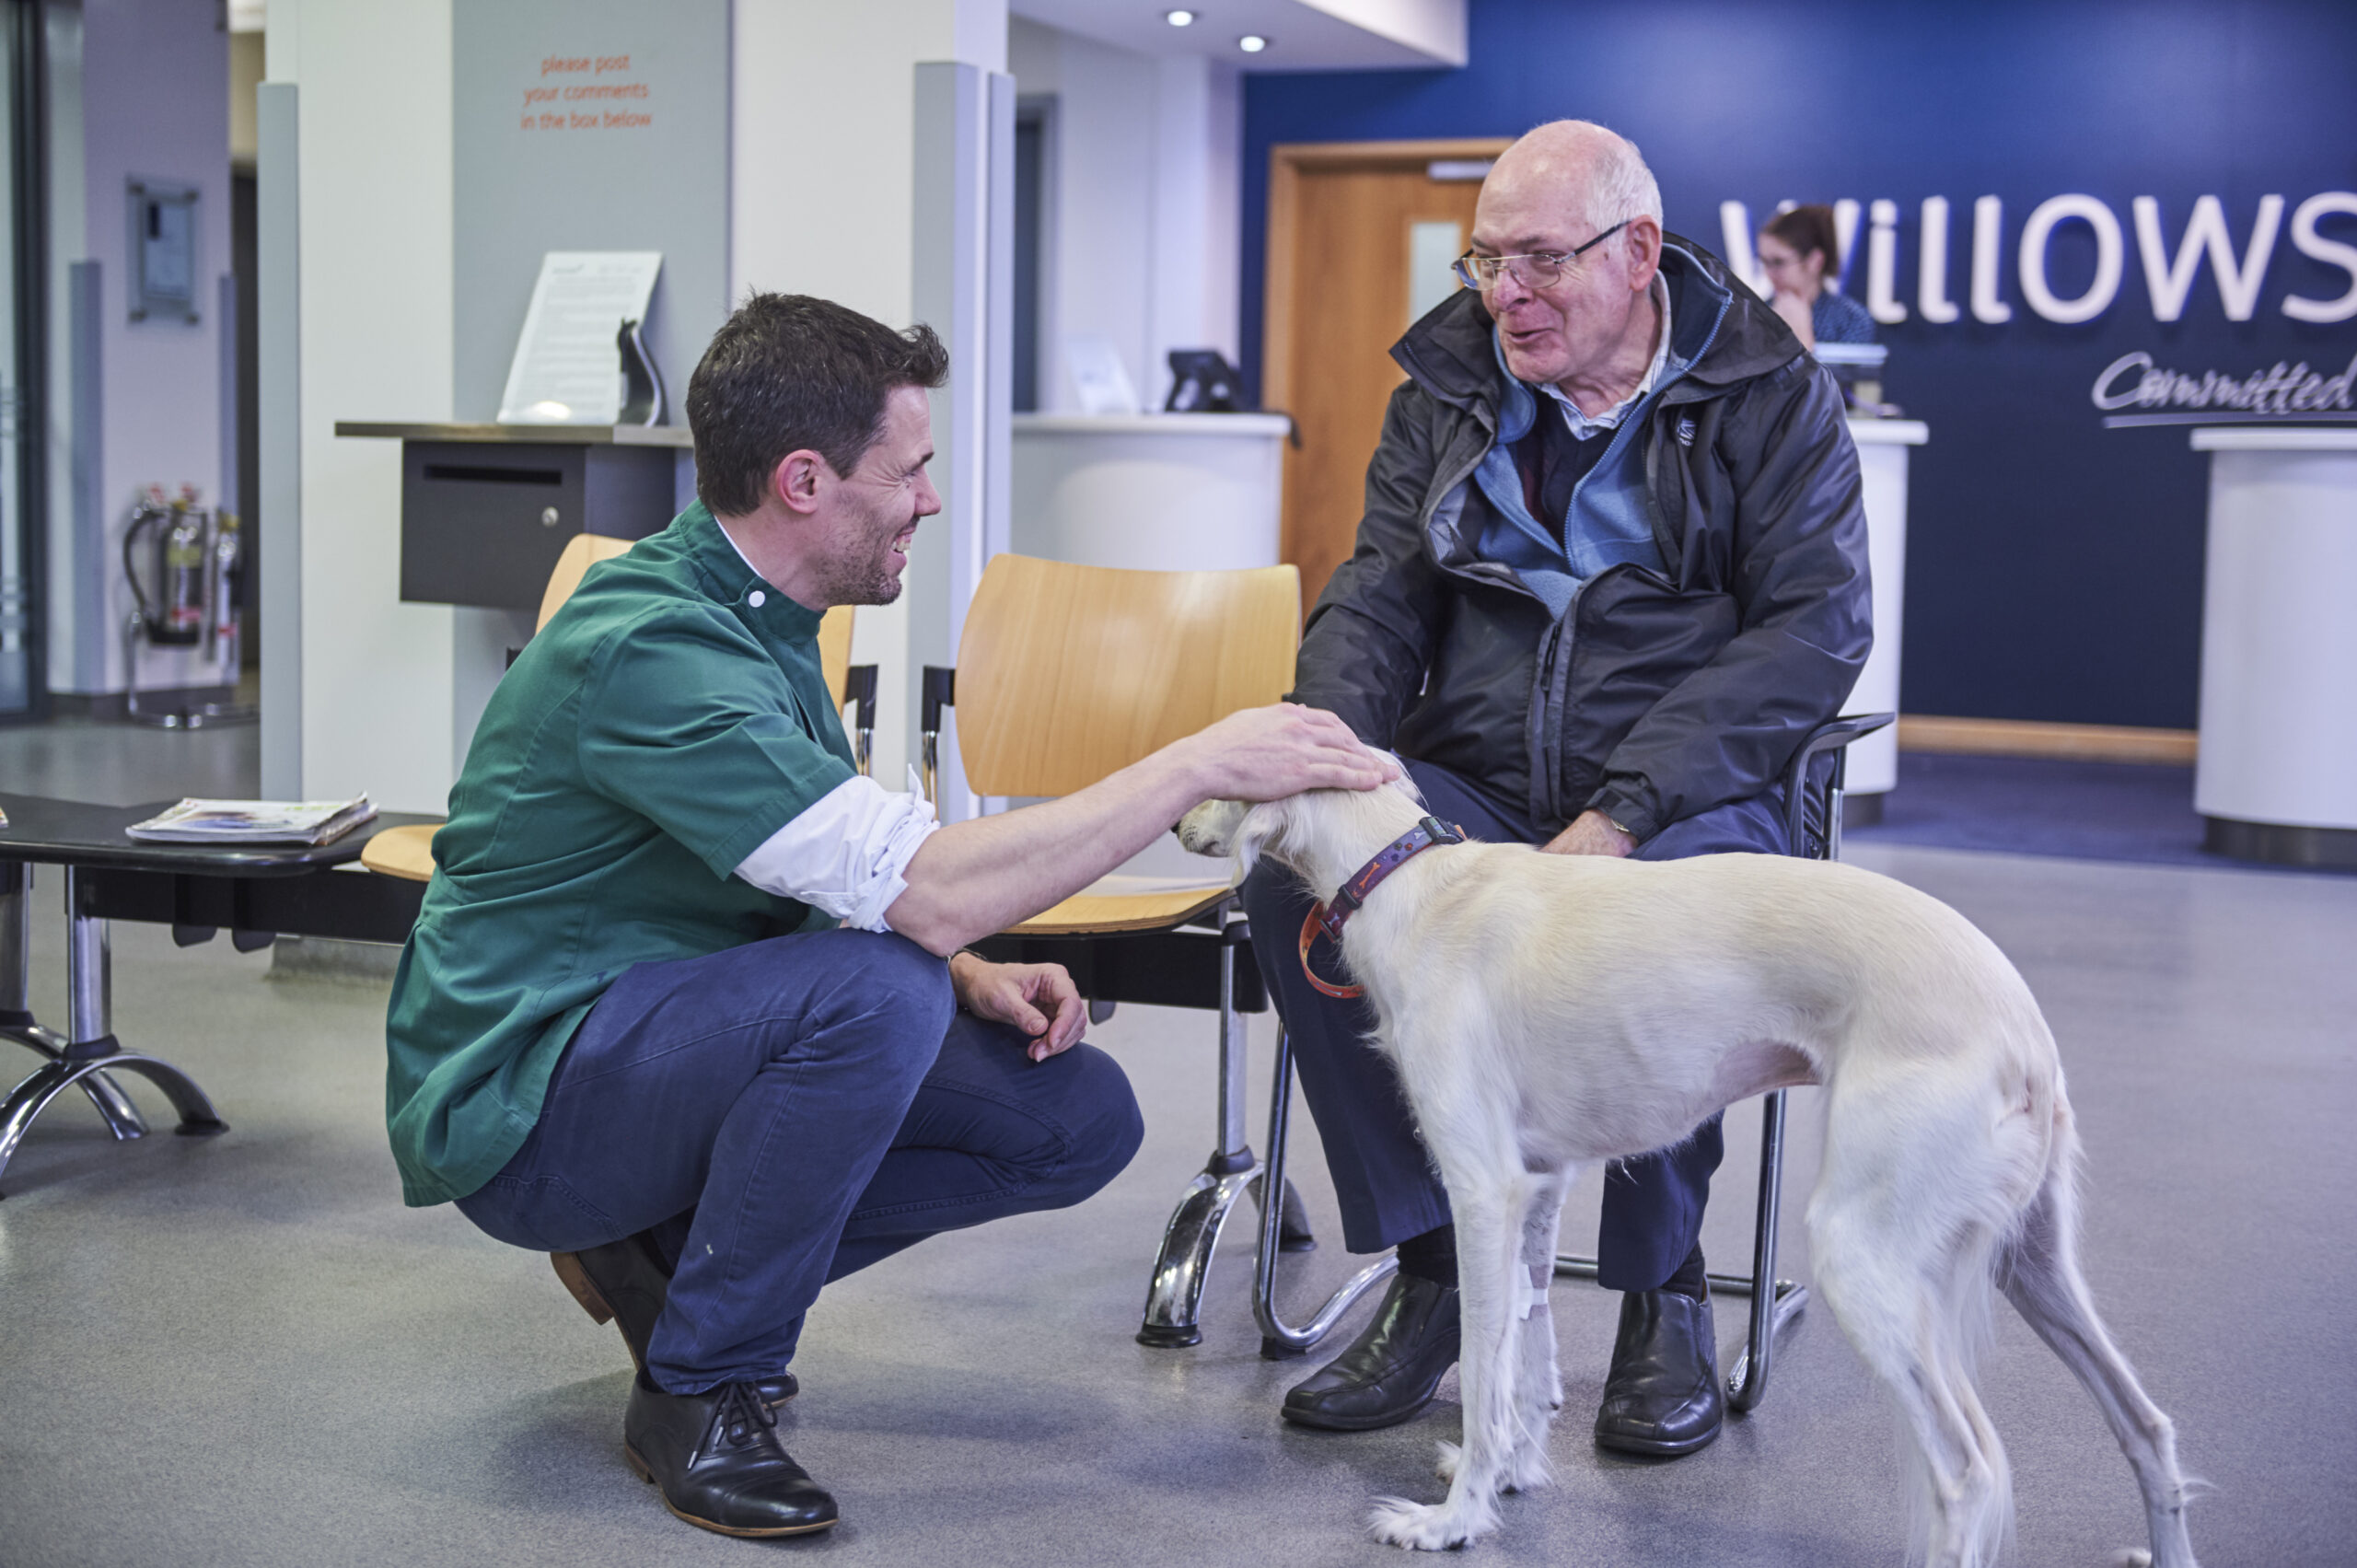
[948,953,1087,1062]
[1181,703,1398,802]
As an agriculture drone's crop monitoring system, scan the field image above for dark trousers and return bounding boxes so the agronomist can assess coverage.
[456,928,1144,1394]
[1241,758,1790,1293]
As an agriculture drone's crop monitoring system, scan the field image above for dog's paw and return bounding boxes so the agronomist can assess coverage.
[1367,1495,1492,1551]
[2108,1552,2153,1568]
[1502,1442,1554,1496]
[1434,1440,1461,1482]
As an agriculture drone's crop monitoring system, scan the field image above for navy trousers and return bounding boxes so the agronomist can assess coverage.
[456,928,1144,1394]
[1242,758,1790,1293]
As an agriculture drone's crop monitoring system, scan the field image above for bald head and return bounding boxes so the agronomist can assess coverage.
[1469,119,1666,403]
[1487,120,1663,238]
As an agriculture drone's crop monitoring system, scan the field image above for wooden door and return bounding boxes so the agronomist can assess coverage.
[1264,140,1508,611]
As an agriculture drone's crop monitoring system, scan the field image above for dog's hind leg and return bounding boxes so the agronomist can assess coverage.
[1999,1114,2199,1568]
[1369,1164,1526,1551]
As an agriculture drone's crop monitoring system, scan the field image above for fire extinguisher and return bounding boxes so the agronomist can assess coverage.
[208,508,243,660]
[122,483,206,646]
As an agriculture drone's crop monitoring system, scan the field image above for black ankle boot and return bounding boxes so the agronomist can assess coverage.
[1281,1272,1460,1431]
[553,1237,797,1409]
[1593,1285,1724,1457]
[624,1377,837,1537]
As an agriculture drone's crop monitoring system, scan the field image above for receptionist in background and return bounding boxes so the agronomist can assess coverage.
[1756,204,1876,352]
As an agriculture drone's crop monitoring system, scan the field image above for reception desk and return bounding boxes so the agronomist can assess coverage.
[1843,418,1929,818]
[1009,412,1290,571]
[2190,427,2357,870]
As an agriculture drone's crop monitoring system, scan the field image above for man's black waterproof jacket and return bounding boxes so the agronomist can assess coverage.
[1290,237,1873,842]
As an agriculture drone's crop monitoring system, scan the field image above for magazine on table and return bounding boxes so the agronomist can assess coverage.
[126,796,377,846]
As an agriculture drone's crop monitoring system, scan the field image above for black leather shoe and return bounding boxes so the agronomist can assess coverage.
[553,1239,797,1409]
[1593,1286,1724,1457]
[623,1376,838,1538]
[1281,1272,1460,1431]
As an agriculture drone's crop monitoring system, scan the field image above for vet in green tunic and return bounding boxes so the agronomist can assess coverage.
[384,502,858,1208]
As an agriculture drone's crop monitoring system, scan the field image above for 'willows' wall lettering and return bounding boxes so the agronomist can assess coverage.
[1719,192,2357,326]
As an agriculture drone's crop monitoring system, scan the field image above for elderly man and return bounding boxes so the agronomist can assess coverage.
[386,295,1391,1539]
[1247,122,1869,1455]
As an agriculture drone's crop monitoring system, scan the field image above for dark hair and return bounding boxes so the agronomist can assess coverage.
[1760,204,1841,277]
[687,293,950,517]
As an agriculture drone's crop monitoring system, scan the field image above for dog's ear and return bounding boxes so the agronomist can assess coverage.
[1229,800,1286,878]
[1176,798,1250,857]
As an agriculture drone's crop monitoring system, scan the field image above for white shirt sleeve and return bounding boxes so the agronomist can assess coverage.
[733,767,939,933]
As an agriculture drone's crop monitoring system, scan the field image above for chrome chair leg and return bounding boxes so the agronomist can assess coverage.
[1725,1088,1806,1412]
[1551,1089,1807,1404]
[1138,914,1256,1347]
[1251,1026,1397,1360]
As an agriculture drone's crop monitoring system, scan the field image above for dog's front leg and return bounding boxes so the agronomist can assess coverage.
[1368,1173,1523,1551]
[1497,1166,1577,1493]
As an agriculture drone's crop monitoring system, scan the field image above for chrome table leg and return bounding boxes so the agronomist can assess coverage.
[0,867,227,1191]
[1250,1026,1396,1359]
[0,862,146,1139]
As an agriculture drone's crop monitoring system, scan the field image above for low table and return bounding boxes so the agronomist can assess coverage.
[0,795,436,1191]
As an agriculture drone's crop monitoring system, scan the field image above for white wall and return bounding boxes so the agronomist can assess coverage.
[1151,55,1242,386]
[270,0,458,811]
[1009,20,1242,414]
[265,0,1007,808]
[49,0,233,696]
[730,0,1005,785]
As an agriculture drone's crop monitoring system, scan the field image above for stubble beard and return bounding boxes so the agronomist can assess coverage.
[814,506,911,608]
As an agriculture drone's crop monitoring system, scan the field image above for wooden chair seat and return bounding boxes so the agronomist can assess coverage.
[359,822,440,883]
[1005,874,1238,936]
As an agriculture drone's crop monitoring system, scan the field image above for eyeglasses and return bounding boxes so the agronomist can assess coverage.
[1452,220,1631,291]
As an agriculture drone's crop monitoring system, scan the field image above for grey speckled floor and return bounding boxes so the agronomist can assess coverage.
[2,840,2349,1567]
[0,705,261,807]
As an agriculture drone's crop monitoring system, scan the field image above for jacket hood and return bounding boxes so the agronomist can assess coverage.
[1389,233,1805,420]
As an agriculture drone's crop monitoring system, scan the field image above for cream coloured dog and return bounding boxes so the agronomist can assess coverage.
[1178,777,2197,1566]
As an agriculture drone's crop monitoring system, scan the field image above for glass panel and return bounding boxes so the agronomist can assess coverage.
[1406,219,1462,331]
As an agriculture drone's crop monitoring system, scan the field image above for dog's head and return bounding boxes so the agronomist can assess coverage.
[1176,755,1425,884]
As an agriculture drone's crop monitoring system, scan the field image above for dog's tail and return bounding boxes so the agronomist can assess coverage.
[1810,1039,2039,1568]
[1906,1218,2016,1568]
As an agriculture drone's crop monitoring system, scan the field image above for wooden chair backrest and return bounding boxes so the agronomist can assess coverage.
[817,607,854,703]
[536,534,633,632]
[954,554,1301,798]
[536,532,857,703]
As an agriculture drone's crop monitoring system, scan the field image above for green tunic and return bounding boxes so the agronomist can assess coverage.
[384,502,857,1207]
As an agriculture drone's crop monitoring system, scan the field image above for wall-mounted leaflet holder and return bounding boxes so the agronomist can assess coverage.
[127,179,200,324]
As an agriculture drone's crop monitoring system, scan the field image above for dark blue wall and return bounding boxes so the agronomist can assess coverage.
[1241,0,2357,728]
